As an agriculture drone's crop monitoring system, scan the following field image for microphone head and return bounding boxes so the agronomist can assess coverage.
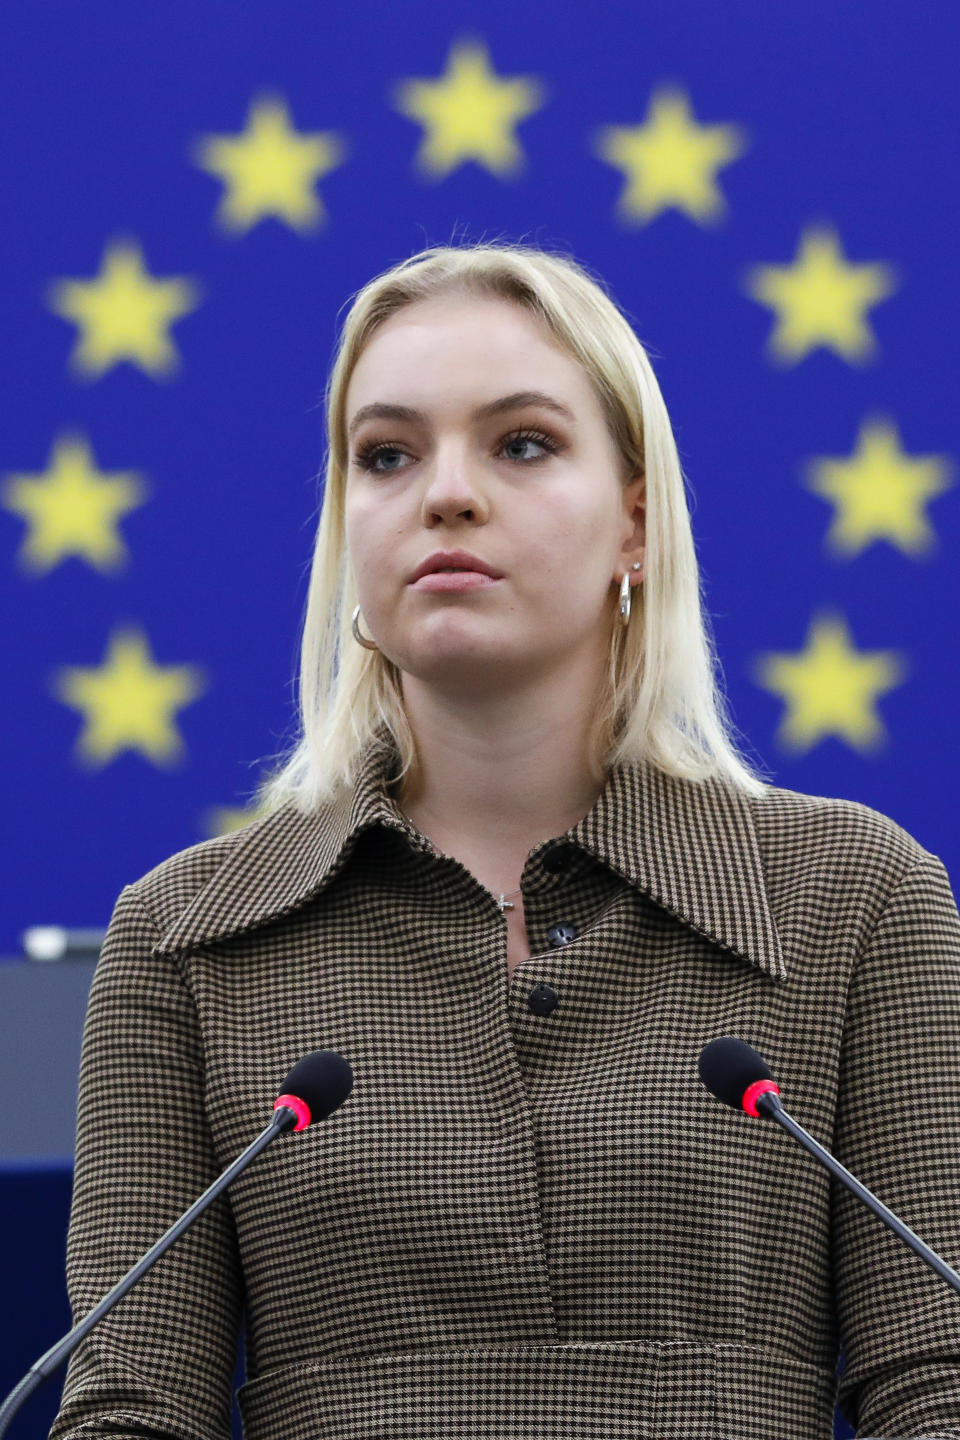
[274,1050,353,1130]
[698,1037,778,1116]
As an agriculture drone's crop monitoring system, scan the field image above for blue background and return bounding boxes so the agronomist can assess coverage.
[3,4,958,1436]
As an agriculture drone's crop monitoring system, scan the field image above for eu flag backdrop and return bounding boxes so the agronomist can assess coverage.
[3,3,958,955]
[1,6,958,1431]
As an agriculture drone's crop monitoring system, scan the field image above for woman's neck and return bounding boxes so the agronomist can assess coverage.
[392,665,608,852]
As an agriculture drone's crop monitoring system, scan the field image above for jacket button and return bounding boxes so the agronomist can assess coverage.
[546,921,577,948]
[528,983,559,1016]
[542,844,572,874]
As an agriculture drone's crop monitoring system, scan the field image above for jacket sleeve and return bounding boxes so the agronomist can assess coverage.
[48,884,244,1440]
[832,851,960,1439]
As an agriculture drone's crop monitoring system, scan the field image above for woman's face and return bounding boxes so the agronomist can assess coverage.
[343,293,645,696]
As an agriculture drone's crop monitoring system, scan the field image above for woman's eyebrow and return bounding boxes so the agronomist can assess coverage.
[347,390,576,440]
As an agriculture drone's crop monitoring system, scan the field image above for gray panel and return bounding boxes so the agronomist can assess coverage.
[0,960,96,1162]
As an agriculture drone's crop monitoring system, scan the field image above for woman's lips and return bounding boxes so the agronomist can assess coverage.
[409,571,503,592]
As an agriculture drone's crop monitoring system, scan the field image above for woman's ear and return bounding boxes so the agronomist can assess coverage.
[619,473,646,573]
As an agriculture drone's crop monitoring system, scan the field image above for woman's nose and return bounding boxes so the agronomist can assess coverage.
[419,449,490,526]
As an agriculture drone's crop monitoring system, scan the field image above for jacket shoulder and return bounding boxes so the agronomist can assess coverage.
[123,806,294,939]
[745,780,938,896]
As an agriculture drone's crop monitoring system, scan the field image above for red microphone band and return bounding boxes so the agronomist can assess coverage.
[274,1094,311,1131]
[742,1078,779,1117]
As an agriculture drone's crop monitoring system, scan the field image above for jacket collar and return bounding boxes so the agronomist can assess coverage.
[155,733,784,980]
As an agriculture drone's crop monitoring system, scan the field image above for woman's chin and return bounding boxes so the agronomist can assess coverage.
[396,611,505,657]
[392,628,529,690]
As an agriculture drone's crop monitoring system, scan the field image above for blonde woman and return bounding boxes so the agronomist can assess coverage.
[52,242,960,1440]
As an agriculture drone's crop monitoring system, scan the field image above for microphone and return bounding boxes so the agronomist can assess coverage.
[0,1049,354,1438]
[698,1037,960,1300]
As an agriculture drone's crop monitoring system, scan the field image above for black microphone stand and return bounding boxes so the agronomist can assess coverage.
[0,1105,298,1438]
[757,1090,960,1297]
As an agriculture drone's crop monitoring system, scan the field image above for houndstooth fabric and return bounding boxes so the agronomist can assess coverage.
[48,731,960,1439]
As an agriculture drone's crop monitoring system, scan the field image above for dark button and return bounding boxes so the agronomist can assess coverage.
[542,844,573,875]
[528,983,559,1016]
[546,921,578,948]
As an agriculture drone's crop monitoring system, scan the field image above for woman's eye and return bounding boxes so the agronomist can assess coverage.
[502,431,557,461]
[353,429,560,473]
[355,444,406,473]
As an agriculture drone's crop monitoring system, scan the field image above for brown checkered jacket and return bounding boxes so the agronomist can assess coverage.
[49,733,960,1439]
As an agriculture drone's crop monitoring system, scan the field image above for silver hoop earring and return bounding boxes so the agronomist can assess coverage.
[351,605,379,651]
[618,573,632,626]
[618,561,643,627]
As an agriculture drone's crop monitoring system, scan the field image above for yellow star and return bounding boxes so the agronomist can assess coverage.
[190,93,347,234]
[753,613,906,754]
[204,800,274,837]
[390,35,546,179]
[46,238,201,380]
[2,433,148,573]
[803,417,954,558]
[743,225,897,364]
[52,627,206,767]
[592,84,748,224]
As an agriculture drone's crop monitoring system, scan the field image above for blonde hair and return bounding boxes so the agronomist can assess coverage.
[255,238,769,813]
